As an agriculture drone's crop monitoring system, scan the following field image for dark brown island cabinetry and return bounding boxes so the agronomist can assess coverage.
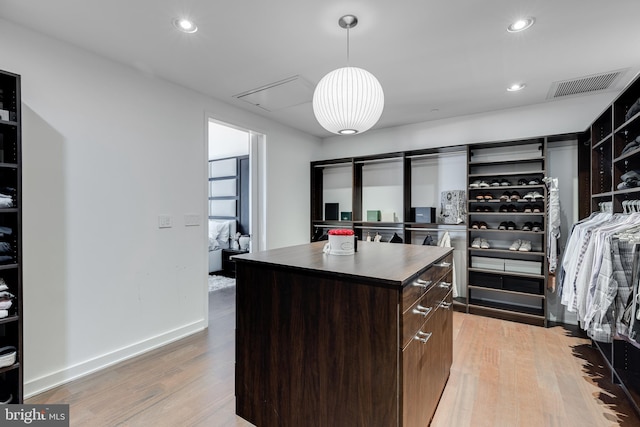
[235,241,453,427]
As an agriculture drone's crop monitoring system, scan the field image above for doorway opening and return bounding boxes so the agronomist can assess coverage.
[205,119,263,295]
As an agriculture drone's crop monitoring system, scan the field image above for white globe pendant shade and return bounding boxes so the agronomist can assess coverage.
[313,66,384,135]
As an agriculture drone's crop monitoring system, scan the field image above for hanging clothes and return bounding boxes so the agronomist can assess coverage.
[543,177,561,275]
[437,231,458,298]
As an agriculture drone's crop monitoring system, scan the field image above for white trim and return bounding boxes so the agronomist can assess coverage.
[25,320,206,398]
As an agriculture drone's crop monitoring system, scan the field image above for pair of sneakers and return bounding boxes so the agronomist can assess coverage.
[509,239,531,252]
[471,238,490,249]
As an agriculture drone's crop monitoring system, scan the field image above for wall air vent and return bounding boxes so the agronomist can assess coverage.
[233,75,314,112]
[547,70,626,99]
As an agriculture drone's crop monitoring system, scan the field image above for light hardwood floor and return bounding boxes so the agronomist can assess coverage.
[28,287,640,427]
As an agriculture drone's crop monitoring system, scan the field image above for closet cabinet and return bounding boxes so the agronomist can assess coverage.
[466,139,548,326]
[0,70,22,403]
[310,147,468,310]
[587,73,640,415]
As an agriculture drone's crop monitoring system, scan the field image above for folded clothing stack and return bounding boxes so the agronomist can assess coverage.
[0,279,14,319]
[621,135,640,156]
[0,346,16,369]
[626,97,640,121]
[618,170,640,190]
[0,187,15,209]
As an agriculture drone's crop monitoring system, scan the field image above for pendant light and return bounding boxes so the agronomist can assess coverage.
[313,15,384,135]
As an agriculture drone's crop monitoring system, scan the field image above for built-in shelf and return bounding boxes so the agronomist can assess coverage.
[468,300,545,318]
[468,284,545,299]
[468,267,545,280]
[468,171,545,178]
[593,134,613,149]
[468,247,545,256]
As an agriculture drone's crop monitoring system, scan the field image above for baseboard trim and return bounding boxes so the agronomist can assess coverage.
[24,319,207,399]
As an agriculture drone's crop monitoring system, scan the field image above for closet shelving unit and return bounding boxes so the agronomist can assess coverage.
[0,69,22,403]
[588,73,640,414]
[310,147,468,310]
[466,139,548,327]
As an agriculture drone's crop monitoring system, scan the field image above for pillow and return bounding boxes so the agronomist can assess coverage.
[215,221,230,242]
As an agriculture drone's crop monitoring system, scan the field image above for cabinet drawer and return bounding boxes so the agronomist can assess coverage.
[401,252,453,313]
[401,273,453,349]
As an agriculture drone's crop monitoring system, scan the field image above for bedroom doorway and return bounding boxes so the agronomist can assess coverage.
[206,119,262,281]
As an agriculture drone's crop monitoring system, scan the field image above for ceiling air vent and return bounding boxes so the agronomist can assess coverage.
[547,70,626,99]
[233,75,314,112]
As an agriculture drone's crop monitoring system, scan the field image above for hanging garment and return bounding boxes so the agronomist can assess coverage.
[543,177,561,276]
[437,231,458,298]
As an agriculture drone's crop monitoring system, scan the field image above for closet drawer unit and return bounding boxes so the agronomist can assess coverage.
[401,253,453,313]
[401,272,453,349]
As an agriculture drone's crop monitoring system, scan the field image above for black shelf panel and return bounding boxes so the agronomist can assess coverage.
[0,362,19,376]
[468,229,545,235]
[614,187,640,196]
[468,267,545,280]
[0,120,18,127]
[591,191,614,198]
[468,157,545,167]
[468,300,544,318]
[593,134,613,149]
[468,247,545,257]
[0,315,18,326]
[0,264,18,271]
[468,184,546,191]
[467,212,544,216]
[468,170,544,178]
[0,163,18,170]
[468,284,545,299]
[614,146,640,163]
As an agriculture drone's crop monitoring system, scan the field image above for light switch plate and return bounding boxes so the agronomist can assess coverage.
[184,214,200,226]
[158,214,172,228]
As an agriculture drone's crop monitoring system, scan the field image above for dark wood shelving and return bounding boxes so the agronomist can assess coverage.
[0,69,21,404]
[593,134,613,149]
[467,139,548,326]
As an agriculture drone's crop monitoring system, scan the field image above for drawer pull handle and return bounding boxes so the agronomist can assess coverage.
[412,305,432,317]
[435,262,451,268]
[439,301,452,310]
[438,282,452,289]
[414,331,432,344]
[413,279,432,289]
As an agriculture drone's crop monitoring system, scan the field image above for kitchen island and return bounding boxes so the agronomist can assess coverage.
[234,241,453,427]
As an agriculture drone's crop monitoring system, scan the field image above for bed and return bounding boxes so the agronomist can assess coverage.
[208,219,236,273]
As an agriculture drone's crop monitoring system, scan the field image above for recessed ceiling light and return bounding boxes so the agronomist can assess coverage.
[507,17,535,33]
[507,83,526,92]
[173,18,198,33]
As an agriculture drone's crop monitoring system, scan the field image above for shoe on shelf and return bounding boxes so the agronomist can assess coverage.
[475,206,484,212]
[471,238,482,249]
[509,239,522,251]
[478,181,490,188]
[475,194,485,201]
[523,204,533,213]
[523,192,535,200]
[484,206,494,212]
[510,191,521,201]
[529,178,542,185]
[531,191,544,200]
[500,178,511,186]
[508,204,518,213]
[480,239,490,249]
[471,221,480,229]
[507,221,516,230]
[532,205,542,213]
[479,222,488,229]
[498,222,507,230]
[470,180,482,188]
[518,240,532,252]
[490,179,501,187]
[522,222,533,231]
[532,222,543,232]
[499,205,508,212]
[500,191,511,201]
[484,193,494,200]
[518,178,528,186]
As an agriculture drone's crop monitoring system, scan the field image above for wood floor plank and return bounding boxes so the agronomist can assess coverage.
[28,287,640,426]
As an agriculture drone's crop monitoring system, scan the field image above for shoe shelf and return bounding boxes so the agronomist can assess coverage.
[468,171,545,178]
[467,138,548,326]
[468,247,545,257]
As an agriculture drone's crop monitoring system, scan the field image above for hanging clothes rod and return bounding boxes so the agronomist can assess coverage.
[406,227,466,232]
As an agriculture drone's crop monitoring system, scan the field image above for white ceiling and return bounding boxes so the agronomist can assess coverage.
[2,0,640,138]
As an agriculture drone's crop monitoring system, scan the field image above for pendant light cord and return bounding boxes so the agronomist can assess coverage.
[346,26,350,65]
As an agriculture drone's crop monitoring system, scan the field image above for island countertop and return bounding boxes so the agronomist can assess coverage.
[233,240,452,286]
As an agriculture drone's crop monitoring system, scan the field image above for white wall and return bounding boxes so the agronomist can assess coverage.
[208,121,249,160]
[315,93,615,161]
[0,18,320,397]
